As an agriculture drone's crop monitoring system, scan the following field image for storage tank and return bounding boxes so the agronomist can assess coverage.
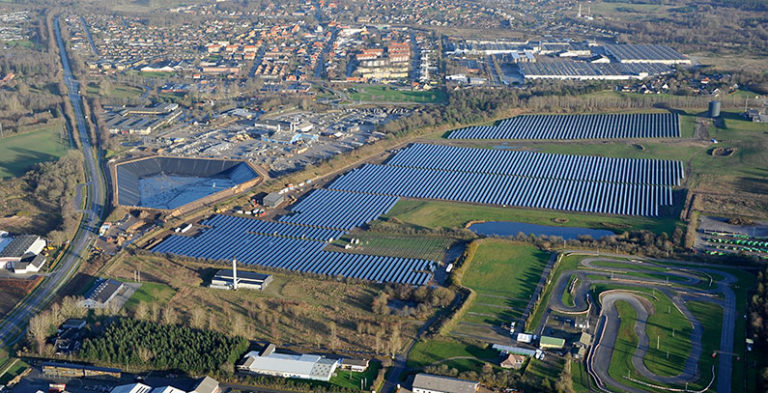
[708,100,721,118]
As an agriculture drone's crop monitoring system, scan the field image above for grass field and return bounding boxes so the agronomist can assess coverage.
[348,86,447,104]
[384,199,679,234]
[0,123,70,178]
[124,282,177,313]
[329,361,380,390]
[456,240,549,334]
[328,232,455,261]
[608,300,640,383]
[86,82,143,100]
[406,339,498,372]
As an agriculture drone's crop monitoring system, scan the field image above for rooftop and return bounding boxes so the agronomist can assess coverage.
[412,373,478,393]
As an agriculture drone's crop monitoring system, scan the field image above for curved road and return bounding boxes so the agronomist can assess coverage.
[0,16,107,347]
[545,256,736,393]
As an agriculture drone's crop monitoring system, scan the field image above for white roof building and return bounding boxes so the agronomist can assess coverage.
[238,345,339,381]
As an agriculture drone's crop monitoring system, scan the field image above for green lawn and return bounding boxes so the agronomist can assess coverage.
[330,232,454,261]
[406,339,498,372]
[124,282,177,312]
[384,199,679,235]
[561,274,577,307]
[348,86,446,103]
[0,123,70,178]
[462,240,549,298]
[686,301,723,388]
[0,357,29,385]
[329,361,381,390]
[457,240,549,330]
[608,300,640,383]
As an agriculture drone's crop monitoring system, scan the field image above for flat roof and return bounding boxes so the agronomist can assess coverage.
[214,269,270,282]
[412,373,478,393]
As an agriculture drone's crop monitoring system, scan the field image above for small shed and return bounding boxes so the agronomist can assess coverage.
[539,336,565,350]
[262,192,284,208]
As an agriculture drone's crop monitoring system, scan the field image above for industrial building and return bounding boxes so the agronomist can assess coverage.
[79,278,126,309]
[238,344,339,381]
[411,373,479,393]
[110,377,220,393]
[210,269,273,291]
[0,231,47,274]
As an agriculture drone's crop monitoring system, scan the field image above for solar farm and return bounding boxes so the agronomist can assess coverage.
[329,144,682,217]
[151,188,434,285]
[150,142,683,284]
[115,156,259,210]
[448,112,680,139]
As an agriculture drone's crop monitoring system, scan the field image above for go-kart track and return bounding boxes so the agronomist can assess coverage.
[544,257,736,393]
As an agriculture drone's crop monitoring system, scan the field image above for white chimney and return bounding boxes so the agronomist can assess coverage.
[232,256,238,290]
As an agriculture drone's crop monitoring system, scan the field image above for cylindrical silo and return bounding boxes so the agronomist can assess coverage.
[708,100,721,118]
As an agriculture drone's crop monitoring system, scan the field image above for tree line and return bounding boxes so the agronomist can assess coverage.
[749,265,768,393]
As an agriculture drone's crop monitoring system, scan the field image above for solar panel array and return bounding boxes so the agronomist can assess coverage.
[388,144,683,186]
[201,214,345,242]
[151,187,433,285]
[448,113,680,140]
[152,225,433,285]
[518,62,674,80]
[328,164,673,216]
[604,44,687,62]
[279,189,400,230]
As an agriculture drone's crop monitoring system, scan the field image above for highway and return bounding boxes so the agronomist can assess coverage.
[0,16,107,347]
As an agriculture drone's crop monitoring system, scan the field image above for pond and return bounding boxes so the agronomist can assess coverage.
[469,221,615,240]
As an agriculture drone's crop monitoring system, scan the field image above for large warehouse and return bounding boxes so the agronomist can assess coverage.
[238,344,339,381]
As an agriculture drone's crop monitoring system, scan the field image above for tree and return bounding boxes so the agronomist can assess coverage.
[555,355,575,393]
[190,307,205,329]
[27,312,51,354]
[388,323,402,357]
[134,302,149,320]
[162,305,177,325]
[329,321,338,351]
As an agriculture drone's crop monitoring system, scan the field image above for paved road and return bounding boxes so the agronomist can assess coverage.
[0,16,106,347]
[544,254,737,392]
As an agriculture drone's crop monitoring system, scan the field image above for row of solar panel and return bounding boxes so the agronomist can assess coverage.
[201,214,346,242]
[448,113,679,140]
[387,144,684,186]
[328,164,673,216]
[279,189,400,230]
[151,229,432,285]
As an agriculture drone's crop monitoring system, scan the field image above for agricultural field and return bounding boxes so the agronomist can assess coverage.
[0,277,42,316]
[0,123,70,179]
[451,240,549,342]
[347,85,447,104]
[103,253,431,354]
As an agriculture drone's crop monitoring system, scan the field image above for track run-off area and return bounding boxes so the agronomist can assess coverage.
[541,255,739,393]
